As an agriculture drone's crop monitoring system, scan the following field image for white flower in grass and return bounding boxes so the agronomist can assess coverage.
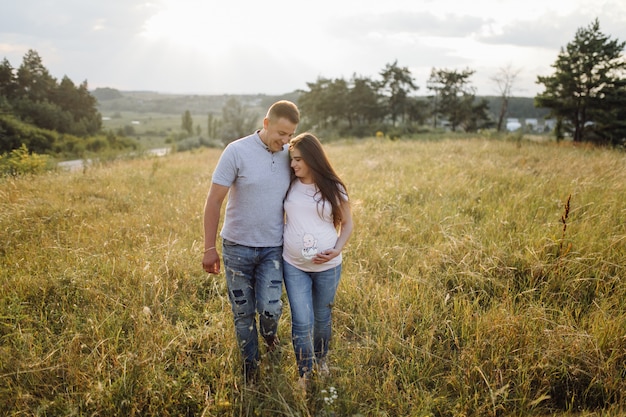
[322,386,338,405]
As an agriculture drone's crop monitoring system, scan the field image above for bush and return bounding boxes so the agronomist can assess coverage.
[0,144,50,176]
[174,136,223,152]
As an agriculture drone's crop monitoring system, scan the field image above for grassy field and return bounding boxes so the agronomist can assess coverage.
[1,136,625,416]
[100,111,205,150]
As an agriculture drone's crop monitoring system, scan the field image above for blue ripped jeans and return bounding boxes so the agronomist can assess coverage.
[222,239,284,371]
[283,261,341,377]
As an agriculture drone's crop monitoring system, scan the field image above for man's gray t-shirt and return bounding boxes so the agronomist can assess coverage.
[212,131,291,247]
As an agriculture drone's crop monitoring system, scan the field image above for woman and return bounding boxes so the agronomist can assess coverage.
[282,133,353,391]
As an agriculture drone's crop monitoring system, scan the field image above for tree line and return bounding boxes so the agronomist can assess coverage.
[296,63,493,139]
[296,19,625,145]
[0,50,137,156]
[0,50,101,136]
[1,17,624,157]
[206,19,624,145]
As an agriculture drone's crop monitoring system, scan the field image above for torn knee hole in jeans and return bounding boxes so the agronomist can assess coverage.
[231,289,248,305]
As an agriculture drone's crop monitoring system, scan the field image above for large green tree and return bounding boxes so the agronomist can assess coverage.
[16,49,57,103]
[535,19,626,144]
[55,76,102,136]
[207,113,220,139]
[181,110,193,136]
[379,60,419,125]
[427,68,491,132]
[298,77,351,130]
[219,97,257,143]
[347,75,384,127]
[0,58,17,105]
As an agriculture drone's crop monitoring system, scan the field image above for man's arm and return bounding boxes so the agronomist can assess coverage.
[202,183,229,274]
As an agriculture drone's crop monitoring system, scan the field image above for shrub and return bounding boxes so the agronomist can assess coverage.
[0,144,50,176]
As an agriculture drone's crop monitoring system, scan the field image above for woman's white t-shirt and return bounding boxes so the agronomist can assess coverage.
[283,179,342,272]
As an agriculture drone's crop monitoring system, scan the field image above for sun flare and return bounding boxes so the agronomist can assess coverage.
[139,0,268,51]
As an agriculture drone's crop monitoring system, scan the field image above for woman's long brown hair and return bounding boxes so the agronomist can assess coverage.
[288,133,348,228]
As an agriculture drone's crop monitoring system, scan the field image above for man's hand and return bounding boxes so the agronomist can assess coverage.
[202,249,221,274]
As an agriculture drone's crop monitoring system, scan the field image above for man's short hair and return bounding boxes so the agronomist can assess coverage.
[267,100,300,125]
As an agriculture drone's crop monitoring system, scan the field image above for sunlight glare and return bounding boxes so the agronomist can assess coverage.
[140,1,244,51]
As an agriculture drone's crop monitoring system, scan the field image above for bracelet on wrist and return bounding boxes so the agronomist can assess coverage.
[203,247,216,253]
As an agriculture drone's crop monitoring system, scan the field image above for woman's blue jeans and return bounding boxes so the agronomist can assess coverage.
[283,261,341,377]
[222,239,284,372]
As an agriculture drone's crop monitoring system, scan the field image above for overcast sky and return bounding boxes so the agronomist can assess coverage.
[1,0,625,97]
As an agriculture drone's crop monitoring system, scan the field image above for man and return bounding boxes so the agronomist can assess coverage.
[202,100,300,385]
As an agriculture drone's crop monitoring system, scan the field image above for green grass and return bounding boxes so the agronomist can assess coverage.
[1,136,625,416]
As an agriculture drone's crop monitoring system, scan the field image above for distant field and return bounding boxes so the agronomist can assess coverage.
[100,111,184,130]
[99,111,209,149]
[1,136,625,416]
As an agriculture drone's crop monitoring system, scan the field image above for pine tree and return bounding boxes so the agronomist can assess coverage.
[536,19,626,144]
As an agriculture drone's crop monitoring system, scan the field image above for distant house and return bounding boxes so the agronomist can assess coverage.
[506,118,521,131]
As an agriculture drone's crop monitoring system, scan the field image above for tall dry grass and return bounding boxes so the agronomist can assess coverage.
[1,137,625,416]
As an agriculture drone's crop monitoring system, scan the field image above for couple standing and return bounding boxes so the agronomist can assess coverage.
[201,100,353,391]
